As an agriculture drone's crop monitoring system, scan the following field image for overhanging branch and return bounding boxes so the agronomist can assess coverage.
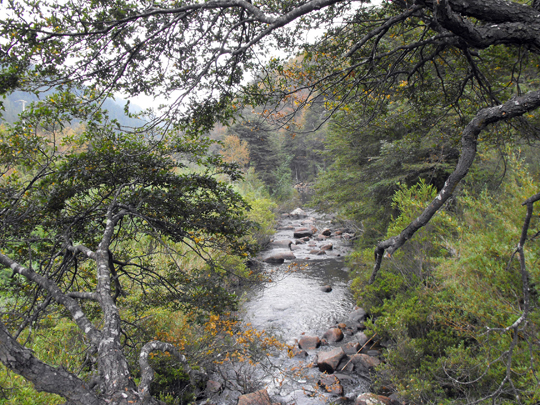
[369,89,540,284]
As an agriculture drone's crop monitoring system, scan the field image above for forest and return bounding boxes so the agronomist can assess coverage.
[0,0,539,404]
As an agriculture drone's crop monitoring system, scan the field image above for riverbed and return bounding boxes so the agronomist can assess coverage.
[207,208,371,405]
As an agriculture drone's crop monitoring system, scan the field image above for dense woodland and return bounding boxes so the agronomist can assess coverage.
[0,0,539,404]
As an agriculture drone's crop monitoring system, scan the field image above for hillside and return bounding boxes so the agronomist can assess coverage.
[1,90,146,127]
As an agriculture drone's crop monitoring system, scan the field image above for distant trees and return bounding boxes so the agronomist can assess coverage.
[4,0,540,266]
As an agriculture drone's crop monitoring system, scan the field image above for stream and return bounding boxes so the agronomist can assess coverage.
[207,208,372,405]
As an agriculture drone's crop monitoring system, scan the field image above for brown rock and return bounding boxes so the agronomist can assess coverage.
[317,347,346,373]
[238,389,272,405]
[294,227,313,238]
[355,393,391,405]
[342,341,361,355]
[350,353,381,371]
[320,243,333,251]
[318,375,344,395]
[323,328,344,343]
[337,323,347,329]
[298,336,321,350]
[263,251,296,264]
[320,285,333,293]
[321,228,332,236]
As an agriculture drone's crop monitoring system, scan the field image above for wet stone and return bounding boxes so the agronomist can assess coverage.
[294,227,313,238]
[320,243,333,251]
[269,240,293,249]
[298,336,321,350]
[238,389,272,405]
[317,347,346,373]
[320,285,333,293]
[323,328,344,343]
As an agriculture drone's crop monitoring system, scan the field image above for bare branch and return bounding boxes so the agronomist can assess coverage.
[0,253,102,345]
[138,341,193,404]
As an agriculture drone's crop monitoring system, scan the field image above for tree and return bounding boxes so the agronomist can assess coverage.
[4,0,538,267]
[0,95,252,404]
[2,0,540,400]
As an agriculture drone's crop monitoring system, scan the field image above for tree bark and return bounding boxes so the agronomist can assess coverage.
[0,323,100,405]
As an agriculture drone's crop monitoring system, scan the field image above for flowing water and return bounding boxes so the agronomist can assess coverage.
[243,257,354,343]
[208,209,370,404]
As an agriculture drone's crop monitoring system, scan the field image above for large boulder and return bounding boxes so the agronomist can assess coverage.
[322,328,344,343]
[317,347,346,373]
[298,336,321,350]
[263,251,296,264]
[350,353,381,372]
[238,389,272,405]
[355,393,391,405]
[294,227,313,238]
[290,208,308,218]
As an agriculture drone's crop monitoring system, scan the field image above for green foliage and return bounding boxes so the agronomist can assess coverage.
[242,192,278,249]
[349,156,540,403]
[0,93,259,401]
[0,368,63,405]
[149,354,193,405]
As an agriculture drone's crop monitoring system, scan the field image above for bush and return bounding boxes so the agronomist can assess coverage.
[349,157,540,403]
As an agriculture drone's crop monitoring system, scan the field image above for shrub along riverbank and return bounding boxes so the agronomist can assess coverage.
[347,154,540,404]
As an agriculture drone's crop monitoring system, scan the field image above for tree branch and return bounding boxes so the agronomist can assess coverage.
[138,341,193,404]
[0,322,100,405]
[369,89,540,283]
[0,253,102,345]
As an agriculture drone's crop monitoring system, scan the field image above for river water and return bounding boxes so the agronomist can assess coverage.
[243,257,354,344]
[208,208,370,404]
